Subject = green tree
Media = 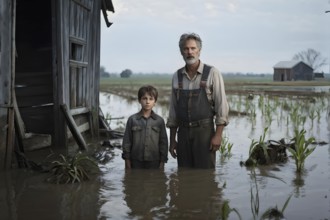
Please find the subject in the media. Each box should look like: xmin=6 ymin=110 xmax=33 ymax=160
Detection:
xmin=100 ymin=66 xmax=110 ymax=78
xmin=120 ymin=69 xmax=133 ymax=78
xmin=292 ymin=48 xmax=327 ymax=72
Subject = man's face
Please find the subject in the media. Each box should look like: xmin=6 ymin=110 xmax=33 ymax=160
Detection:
xmin=181 ymin=39 xmax=200 ymax=65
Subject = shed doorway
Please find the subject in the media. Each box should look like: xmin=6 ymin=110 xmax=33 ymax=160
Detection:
xmin=15 ymin=0 xmax=54 ymax=150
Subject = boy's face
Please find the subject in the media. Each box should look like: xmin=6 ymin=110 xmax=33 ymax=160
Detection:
xmin=139 ymin=93 xmax=156 ymax=111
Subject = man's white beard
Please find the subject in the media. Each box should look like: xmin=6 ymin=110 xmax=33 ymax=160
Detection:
xmin=184 ymin=57 xmax=198 ymax=65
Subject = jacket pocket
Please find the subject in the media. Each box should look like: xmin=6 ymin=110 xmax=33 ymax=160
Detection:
xmin=150 ymin=126 xmax=161 ymax=148
xmin=132 ymin=126 xmax=142 ymax=132
xmin=151 ymin=126 xmax=160 ymax=133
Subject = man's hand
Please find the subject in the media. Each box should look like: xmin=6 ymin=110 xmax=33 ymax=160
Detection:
xmin=169 ymin=141 xmax=178 ymax=159
xmin=169 ymin=127 xmax=178 ymax=159
xmin=210 ymin=125 xmax=224 ymax=152
xmin=210 ymin=134 xmax=222 ymax=152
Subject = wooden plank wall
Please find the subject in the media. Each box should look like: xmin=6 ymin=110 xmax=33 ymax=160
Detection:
xmin=89 ymin=0 xmax=101 ymax=136
xmin=54 ymin=0 xmax=101 ymax=147
xmin=0 ymin=0 xmax=15 ymax=169
xmin=53 ymin=0 xmax=70 ymax=148
xmin=67 ymin=0 xmax=100 ymax=136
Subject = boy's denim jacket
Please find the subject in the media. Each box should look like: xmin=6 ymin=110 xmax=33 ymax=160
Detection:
xmin=122 ymin=111 xmax=168 ymax=163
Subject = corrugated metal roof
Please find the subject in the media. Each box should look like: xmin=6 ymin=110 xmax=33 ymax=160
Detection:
xmin=273 ymin=61 xmax=300 ymax=69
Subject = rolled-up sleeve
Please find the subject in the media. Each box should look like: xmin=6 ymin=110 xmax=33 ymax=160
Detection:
xmin=211 ymin=68 xmax=229 ymax=126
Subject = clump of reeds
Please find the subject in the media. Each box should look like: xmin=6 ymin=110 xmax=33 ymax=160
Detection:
xmin=219 ymin=136 xmax=233 ymax=157
xmin=46 ymin=152 xmax=99 ymax=184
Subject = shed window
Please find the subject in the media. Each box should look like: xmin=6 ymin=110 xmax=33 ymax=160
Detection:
xmin=69 ymin=37 xmax=86 ymax=62
xmin=69 ymin=37 xmax=87 ymax=109
xmin=70 ymin=43 xmax=83 ymax=61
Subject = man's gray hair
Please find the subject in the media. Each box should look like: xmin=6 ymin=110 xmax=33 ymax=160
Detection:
xmin=179 ymin=33 xmax=202 ymax=52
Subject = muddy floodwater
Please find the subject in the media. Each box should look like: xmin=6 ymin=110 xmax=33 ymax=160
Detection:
xmin=1 ymin=91 xmax=330 ymax=220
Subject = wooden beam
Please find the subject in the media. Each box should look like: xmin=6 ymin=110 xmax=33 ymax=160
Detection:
xmin=70 ymin=107 xmax=89 ymax=116
xmin=61 ymin=104 xmax=86 ymax=150
xmin=5 ymin=0 xmax=17 ymax=169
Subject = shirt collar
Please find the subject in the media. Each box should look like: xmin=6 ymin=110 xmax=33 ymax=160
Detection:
xmin=180 ymin=60 xmax=204 ymax=76
xmin=137 ymin=110 xmax=157 ymax=120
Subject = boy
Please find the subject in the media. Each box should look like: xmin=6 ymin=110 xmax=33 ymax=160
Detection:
xmin=122 ymin=85 xmax=168 ymax=169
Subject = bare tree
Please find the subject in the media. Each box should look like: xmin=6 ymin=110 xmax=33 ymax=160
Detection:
xmin=292 ymin=48 xmax=327 ymax=72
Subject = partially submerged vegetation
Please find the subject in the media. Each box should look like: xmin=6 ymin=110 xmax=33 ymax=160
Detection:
xmin=219 ymin=135 xmax=233 ymax=157
xmin=241 ymin=127 xmax=317 ymax=174
xmin=221 ymin=169 xmax=293 ymax=220
xmin=46 ymin=152 xmax=99 ymax=184
xmin=288 ymin=129 xmax=316 ymax=173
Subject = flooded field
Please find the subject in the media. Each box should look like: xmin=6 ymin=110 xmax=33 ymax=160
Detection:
xmin=1 ymin=90 xmax=330 ymax=220
xmin=98 ymin=91 xmax=330 ymax=219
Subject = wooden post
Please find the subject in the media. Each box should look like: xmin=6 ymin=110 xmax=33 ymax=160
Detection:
xmin=0 ymin=0 xmax=16 ymax=170
xmin=61 ymin=104 xmax=87 ymax=150
xmin=5 ymin=0 xmax=17 ymax=168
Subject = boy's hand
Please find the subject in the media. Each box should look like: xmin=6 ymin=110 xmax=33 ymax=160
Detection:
xmin=159 ymin=161 xmax=165 ymax=169
xmin=125 ymin=159 xmax=131 ymax=169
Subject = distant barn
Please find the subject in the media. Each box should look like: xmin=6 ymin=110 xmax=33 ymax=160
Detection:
xmin=0 ymin=0 xmax=114 ymax=169
xmin=273 ymin=61 xmax=314 ymax=81
xmin=314 ymin=72 xmax=325 ymax=79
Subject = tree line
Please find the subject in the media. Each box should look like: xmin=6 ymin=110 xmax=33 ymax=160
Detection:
xmin=100 ymin=48 xmax=328 ymax=78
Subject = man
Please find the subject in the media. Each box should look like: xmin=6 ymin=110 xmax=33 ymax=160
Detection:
xmin=166 ymin=33 xmax=229 ymax=169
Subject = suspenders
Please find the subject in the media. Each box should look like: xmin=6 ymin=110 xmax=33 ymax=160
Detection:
xmin=177 ymin=64 xmax=211 ymax=89
xmin=176 ymin=64 xmax=212 ymax=100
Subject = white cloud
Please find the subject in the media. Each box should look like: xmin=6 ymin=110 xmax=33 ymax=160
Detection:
xmin=101 ymin=0 xmax=330 ymax=74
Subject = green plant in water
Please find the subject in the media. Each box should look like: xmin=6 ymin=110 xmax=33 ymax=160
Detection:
xmin=308 ymin=108 xmax=316 ymax=126
xmin=245 ymin=127 xmax=269 ymax=166
xmin=264 ymin=103 xmax=274 ymax=126
xmin=258 ymin=95 xmax=264 ymax=112
xmin=219 ymin=136 xmax=233 ymax=157
xmin=287 ymin=129 xmax=316 ymax=173
xmin=249 ymin=169 xmax=260 ymax=220
xmin=249 ymin=169 xmax=290 ymax=220
xmin=290 ymin=105 xmax=308 ymax=130
xmin=316 ymin=107 xmax=322 ymax=123
xmin=260 ymin=194 xmax=292 ymax=220
xmin=221 ymin=200 xmax=242 ymax=220
xmin=46 ymin=152 xmax=99 ymax=184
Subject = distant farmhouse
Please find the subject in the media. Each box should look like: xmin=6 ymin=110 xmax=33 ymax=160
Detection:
xmin=273 ymin=61 xmax=314 ymax=81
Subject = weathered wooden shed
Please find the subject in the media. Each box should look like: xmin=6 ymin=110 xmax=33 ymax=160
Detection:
xmin=273 ymin=61 xmax=314 ymax=81
xmin=0 ymin=0 xmax=114 ymax=169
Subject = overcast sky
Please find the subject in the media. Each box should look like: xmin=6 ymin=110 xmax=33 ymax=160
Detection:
xmin=100 ymin=0 xmax=330 ymax=74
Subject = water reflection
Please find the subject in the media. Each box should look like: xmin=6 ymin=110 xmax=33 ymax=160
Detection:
xmin=0 ymin=170 xmax=101 ymax=220
xmin=123 ymin=170 xmax=168 ymax=219
xmin=167 ymin=169 xmax=223 ymax=219
xmin=100 ymin=164 xmax=224 ymax=220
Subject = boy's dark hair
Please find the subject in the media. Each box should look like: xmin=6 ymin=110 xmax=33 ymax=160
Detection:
xmin=138 ymin=85 xmax=158 ymax=102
